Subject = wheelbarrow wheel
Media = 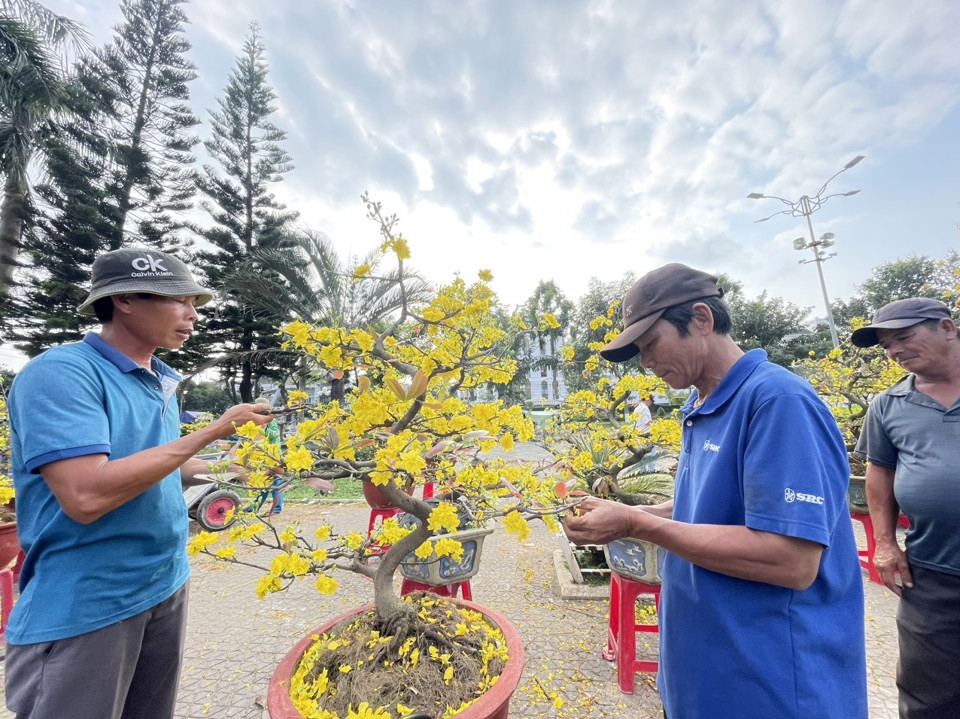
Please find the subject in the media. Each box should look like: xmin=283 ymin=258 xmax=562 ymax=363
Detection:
xmin=196 ymin=489 xmax=241 ymax=531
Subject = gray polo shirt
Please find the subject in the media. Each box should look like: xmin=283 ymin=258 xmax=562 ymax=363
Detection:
xmin=856 ymin=375 xmax=960 ymax=575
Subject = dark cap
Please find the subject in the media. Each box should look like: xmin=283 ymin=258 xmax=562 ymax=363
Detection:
xmin=78 ymin=248 xmax=214 ymax=315
xmin=600 ymin=263 xmax=722 ymax=363
xmin=850 ymin=298 xmax=952 ymax=348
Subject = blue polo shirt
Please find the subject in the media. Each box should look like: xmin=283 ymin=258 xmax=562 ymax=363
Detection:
xmin=7 ymin=334 xmax=190 ymax=644
xmin=658 ymin=350 xmax=866 ymax=719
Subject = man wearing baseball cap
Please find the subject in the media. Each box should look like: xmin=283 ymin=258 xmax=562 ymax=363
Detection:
xmin=852 ymin=297 xmax=960 ymax=718
xmin=5 ymin=248 xmax=272 ymax=719
xmin=565 ymin=263 xmax=866 ymax=719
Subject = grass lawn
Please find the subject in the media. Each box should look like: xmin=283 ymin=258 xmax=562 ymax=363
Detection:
xmin=284 ymin=476 xmax=365 ymax=502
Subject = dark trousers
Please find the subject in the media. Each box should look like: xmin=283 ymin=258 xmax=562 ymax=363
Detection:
xmin=5 ymin=582 xmax=189 ymax=719
xmin=897 ymin=565 xmax=960 ymax=719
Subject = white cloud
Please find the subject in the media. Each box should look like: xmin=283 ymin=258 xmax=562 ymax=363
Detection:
xmin=36 ymin=0 xmax=960 ymax=315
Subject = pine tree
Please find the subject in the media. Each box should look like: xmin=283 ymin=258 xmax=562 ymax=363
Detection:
xmin=91 ymin=0 xmax=199 ymax=250
xmin=8 ymin=128 xmax=109 ymax=356
xmin=193 ymin=22 xmax=297 ymax=402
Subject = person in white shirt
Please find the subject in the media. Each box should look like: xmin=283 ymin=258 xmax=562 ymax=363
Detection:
xmin=630 ymin=395 xmax=653 ymax=433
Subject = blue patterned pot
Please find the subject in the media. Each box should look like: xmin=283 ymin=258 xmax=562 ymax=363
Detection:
xmin=603 ymin=538 xmax=662 ymax=584
xmin=847 ymin=476 xmax=868 ymax=514
xmin=399 ymin=526 xmax=494 ymax=585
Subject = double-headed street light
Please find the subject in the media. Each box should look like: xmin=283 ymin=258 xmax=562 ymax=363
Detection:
xmin=747 ymin=155 xmax=865 ymax=348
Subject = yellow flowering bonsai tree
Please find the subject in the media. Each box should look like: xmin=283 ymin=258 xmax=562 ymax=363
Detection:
xmin=794 ymin=335 xmax=905 ymax=474
xmin=188 ymin=199 xmax=566 ymax=719
xmin=544 ymin=300 xmax=682 ymax=505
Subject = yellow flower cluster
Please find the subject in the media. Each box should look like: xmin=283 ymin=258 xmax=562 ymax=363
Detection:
xmin=426 ymin=502 xmax=460 ymax=534
xmin=796 ymin=342 xmax=904 ymax=447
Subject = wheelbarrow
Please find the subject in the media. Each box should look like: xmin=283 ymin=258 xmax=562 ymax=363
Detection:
xmin=183 ymin=478 xmax=242 ymax=531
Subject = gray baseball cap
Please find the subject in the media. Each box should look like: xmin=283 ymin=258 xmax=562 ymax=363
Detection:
xmin=78 ymin=248 xmax=214 ymax=315
xmin=849 ymin=297 xmax=952 ymax=348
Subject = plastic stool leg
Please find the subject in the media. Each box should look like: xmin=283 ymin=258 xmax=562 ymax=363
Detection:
xmin=603 ymin=572 xmax=622 ymax=661
xmin=851 ymin=513 xmax=883 ymax=585
xmin=0 ymin=568 xmax=14 ymax=642
xmin=615 ymin=576 xmax=641 ymax=694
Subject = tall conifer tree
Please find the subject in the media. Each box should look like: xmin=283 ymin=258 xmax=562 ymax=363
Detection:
xmin=193 ymin=22 xmax=296 ymax=401
xmin=92 ymin=0 xmax=199 ymax=249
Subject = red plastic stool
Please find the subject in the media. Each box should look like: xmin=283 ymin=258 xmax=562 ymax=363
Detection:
xmin=400 ymin=578 xmax=472 ymax=600
xmin=0 ymin=567 xmax=14 ymax=643
xmin=367 ymin=507 xmax=402 ymax=536
xmin=850 ymin=512 xmax=911 ymax=585
xmin=11 ymin=550 xmax=24 ymax=584
xmin=602 ymin=571 xmax=660 ymax=694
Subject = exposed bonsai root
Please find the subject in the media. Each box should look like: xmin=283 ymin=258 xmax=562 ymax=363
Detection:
xmin=295 ymin=594 xmax=508 ymax=719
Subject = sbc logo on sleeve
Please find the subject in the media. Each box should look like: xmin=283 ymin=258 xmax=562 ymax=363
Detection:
xmin=784 ymin=488 xmax=824 ymax=505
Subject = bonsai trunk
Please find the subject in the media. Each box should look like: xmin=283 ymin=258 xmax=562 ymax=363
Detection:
xmin=366 ymin=479 xmax=435 ymax=625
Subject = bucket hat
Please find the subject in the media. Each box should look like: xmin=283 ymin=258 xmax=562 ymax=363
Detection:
xmin=78 ymin=248 xmax=214 ymax=315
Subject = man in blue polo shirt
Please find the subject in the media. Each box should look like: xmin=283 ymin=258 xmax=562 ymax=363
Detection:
xmin=5 ymin=248 xmax=272 ymax=719
xmin=564 ymin=263 xmax=866 ymax=719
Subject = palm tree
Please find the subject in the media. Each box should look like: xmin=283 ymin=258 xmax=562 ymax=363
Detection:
xmin=0 ymin=1 xmax=87 ymax=300
xmin=217 ymin=227 xmax=433 ymax=401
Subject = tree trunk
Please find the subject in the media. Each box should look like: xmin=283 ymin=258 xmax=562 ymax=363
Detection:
xmin=371 ymin=491 xmax=432 ymax=624
xmin=111 ymin=28 xmax=158 ymax=248
xmin=330 ymin=376 xmax=345 ymax=403
xmin=239 ymin=358 xmax=253 ymax=403
xmin=0 ymin=178 xmax=27 ymax=301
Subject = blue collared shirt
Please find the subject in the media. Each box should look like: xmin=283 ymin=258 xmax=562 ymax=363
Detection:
xmin=7 ymin=333 xmax=190 ymax=644
xmin=658 ymin=349 xmax=866 ymax=719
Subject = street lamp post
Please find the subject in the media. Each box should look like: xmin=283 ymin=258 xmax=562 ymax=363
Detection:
xmin=747 ymin=155 xmax=865 ymax=348
xmin=793 ymin=232 xmax=839 ymax=347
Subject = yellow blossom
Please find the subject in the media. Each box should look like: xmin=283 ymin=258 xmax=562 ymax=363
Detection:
xmin=342 ymin=531 xmax=365 ymax=551
xmin=414 ymin=542 xmax=433 ymax=559
xmin=433 ymin=537 xmax=464 ymax=562
xmin=288 ymin=389 xmax=310 ymax=403
xmin=234 ymin=421 xmax=262 ymax=439
xmin=187 ymin=531 xmax=219 ymax=556
xmin=346 ymin=702 xmax=391 ymax=719
xmin=502 ymin=510 xmax=530 ymax=541
xmin=255 ymin=575 xmax=282 ymax=599
xmin=478 ymin=269 xmax=493 ymax=282
xmin=427 ymin=503 xmax=460 ymax=533
xmin=422 ymin=306 xmax=445 ymax=323
xmin=285 ymin=446 xmax=314 ymax=473
xmin=315 ymin=574 xmax=338 ymax=595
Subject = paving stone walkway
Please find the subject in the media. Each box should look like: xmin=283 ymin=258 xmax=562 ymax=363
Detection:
xmin=0 ymin=443 xmax=902 ymax=718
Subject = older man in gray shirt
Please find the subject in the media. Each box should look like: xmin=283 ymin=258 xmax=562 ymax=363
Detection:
xmin=852 ymin=297 xmax=960 ymax=719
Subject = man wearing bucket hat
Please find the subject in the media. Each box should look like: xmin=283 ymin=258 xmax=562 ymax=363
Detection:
xmin=5 ymin=248 xmax=273 ymax=719
xmin=852 ymin=297 xmax=960 ymax=718
xmin=564 ymin=263 xmax=866 ymax=719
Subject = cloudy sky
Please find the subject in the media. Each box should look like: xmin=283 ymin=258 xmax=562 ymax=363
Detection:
xmin=35 ymin=0 xmax=960 ymax=315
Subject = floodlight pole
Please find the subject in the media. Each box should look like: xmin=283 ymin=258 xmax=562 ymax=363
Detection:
xmin=747 ymin=155 xmax=865 ymax=348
